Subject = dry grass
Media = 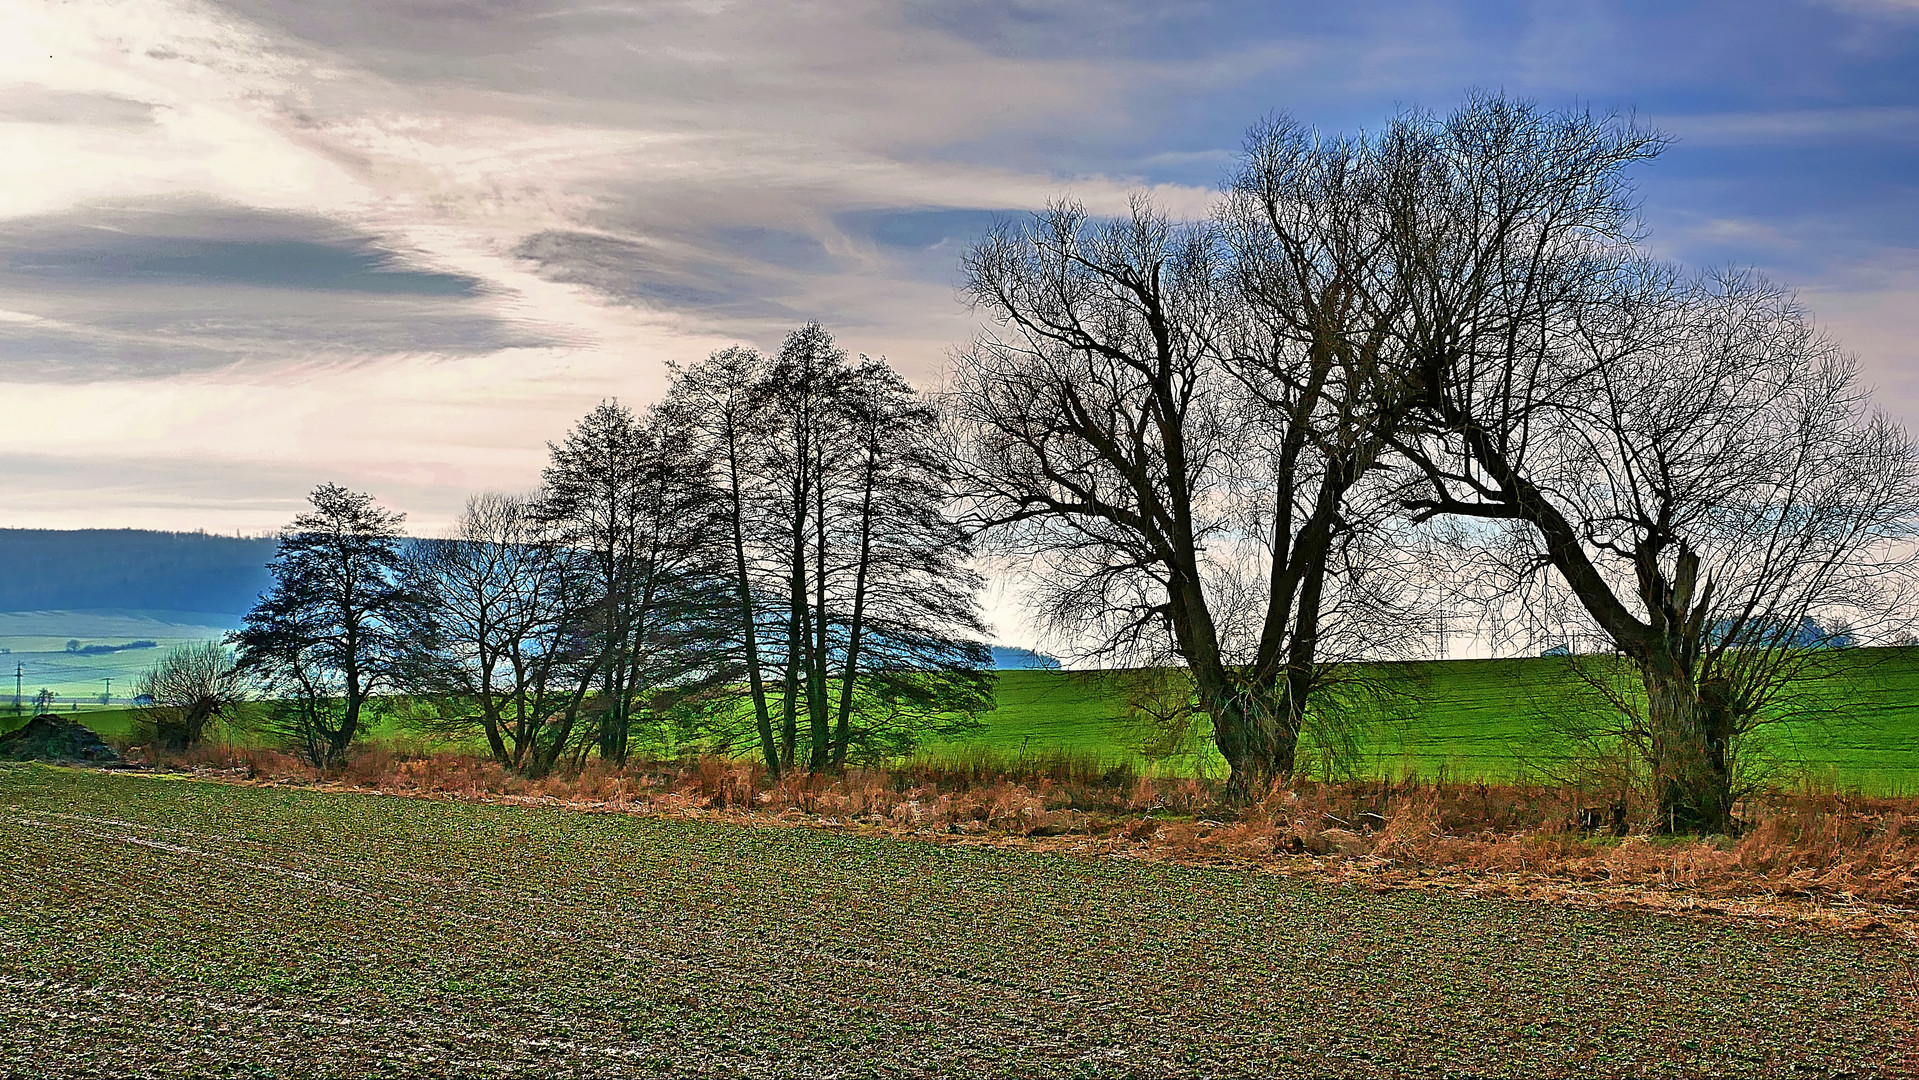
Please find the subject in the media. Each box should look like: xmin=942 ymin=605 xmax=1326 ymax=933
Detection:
xmin=125 ymin=741 xmax=1919 ymax=926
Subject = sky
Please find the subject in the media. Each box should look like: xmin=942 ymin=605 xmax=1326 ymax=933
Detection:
xmin=2 ymin=0 xmax=1917 ymax=553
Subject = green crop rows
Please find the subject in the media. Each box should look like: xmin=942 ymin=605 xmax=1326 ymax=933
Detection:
xmin=0 ymin=764 xmax=1906 ymax=1077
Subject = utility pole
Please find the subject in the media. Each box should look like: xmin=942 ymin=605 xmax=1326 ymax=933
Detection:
xmin=103 ymin=677 xmax=111 ymax=707
xmin=13 ymin=663 xmax=20 ymax=716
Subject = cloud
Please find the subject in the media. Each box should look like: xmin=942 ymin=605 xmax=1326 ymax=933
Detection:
xmin=1661 ymin=106 xmax=1919 ymax=145
xmin=0 ymin=85 xmax=159 ymax=127
xmin=0 ymin=0 xmax=1912 ymax=540
xmin=0 ymin=199 xmax=559 ymax=381
xmin=513 ymin=229 xmax=813 ymax=322
xmin=0 ymin=201 xmax=485 ymax=294
xmin=1820 ymin=0 xmax=1919 ymax=16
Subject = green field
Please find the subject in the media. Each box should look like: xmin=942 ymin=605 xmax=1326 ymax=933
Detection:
xmin=0 ymin=763 xmax=1905 ymax=1077
xmin=0 ymin=609 xmax=235 ymax=705
xmin=951 ymin=651 xmax=1919 ymax=792
xmin=13 ymin=646 xmax=1919 ymax=793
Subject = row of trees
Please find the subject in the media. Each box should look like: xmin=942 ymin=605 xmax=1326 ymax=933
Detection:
xmin=183 ymin=93 xmax=1914 ymax=833
xmin=950 ymin=93 xmax=1919 ymax=830
xmin=230 ymin=326 xmax=990 ymax=777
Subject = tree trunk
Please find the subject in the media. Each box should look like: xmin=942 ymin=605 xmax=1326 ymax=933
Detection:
xmin=830 ymin=469 xmax=878 ymax=770
xmin=1641 ymin=660 xmax=1736 ymax=833
xmin=726 ymin=455 xmax=780 ymax=779
xmin=331 ymin=687 xmax=362 ymax=768
xmin=781 ymin=512 xmax=806 ymax=770
xmin=1196 ymin=677 xmax=1293 ymax=802
xmin=806 ymin=473 xmax=835 ymax=773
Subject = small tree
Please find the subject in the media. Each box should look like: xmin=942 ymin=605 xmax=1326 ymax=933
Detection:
xmin=133 ymin=641 xmax=244 ymax=749
xmin=405 ymin=492 xmax=599 ymax=775
xmin=33 ymin=688 xmax=53 ymax=713
xmin=231 ymin=484 xmax=418 ymax=767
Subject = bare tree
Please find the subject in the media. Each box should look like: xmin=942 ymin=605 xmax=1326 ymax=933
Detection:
xmin=1409 ymin=267 xmax=1919 ymax=830
xmin=952 ymin=196 xmax=1424 ymax=799
xmin=406 ymin=492 xmax=595 ymax=774
xmin=1382 ymin=94 xmax=1919 ymax=830
xmin=133 ymin=641 xmax=245 ymax=749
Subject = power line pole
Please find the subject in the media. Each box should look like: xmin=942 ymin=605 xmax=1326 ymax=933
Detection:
xmin=13 ymin=663 xmax=20 ymax=716
xmin=103 ymin=677 xmax=111 ymax=708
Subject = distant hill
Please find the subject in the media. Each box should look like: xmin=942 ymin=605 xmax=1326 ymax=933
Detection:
xmin=0 ymin=529 xmax=276 ymax=616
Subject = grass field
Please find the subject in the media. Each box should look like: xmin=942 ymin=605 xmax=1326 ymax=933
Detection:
xmin=0 ymin=763 xmax=1907 ymax=1077
xmin=12 ymin=646 xmax=1919 ymax=793
xmin=949 ymin=650 xmax=1919 ymax=792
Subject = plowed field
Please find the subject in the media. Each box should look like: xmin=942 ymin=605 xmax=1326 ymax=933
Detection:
xmin=0 ymin=764 xmax=1907 ymax=1077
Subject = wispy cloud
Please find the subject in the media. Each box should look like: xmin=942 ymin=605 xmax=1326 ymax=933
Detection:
xmin=1661 ymin=105 xmax=1919 ymax=145
xmin=0 ymin=0 xmax=1914 ymax=536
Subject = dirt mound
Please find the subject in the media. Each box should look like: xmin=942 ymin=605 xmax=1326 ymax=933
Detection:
xmin=0 ymin=715 xmax=121 ymax=764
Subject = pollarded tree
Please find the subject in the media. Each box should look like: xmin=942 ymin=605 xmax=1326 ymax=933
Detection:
xmin=133 ymin=641 xmax=245 ymax=749
xmin=231 ymin=484 xmax=418 ymax=766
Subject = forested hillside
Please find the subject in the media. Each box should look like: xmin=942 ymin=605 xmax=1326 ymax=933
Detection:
xmin=0 ymin=530 xmax=276 ymax=615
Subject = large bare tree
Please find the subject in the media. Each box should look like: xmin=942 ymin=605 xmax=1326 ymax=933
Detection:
xmin=1387 ymin=94 xmax=1919 ymax=830
xmin=952 ymin=196 xmax=1426 ymax=798
xmin=1408 ymin=267 xmax=1919 ymax=829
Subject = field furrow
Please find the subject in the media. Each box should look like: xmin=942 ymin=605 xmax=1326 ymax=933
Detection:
xmin=0 ymin=764 xmax=1908 ymax=1078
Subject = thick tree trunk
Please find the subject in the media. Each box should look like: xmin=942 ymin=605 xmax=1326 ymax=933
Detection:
xmin=1640 ymin=661 xmax=1736 ymax=833
xmin=1197 ymin=678 xmax=1296 ymax=802
xmin=330 ymin=691 xmax=361 ymax=768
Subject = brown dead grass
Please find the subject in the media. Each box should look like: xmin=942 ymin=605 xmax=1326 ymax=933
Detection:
xmin=122 ymin=742 xmax=1919 ymax=934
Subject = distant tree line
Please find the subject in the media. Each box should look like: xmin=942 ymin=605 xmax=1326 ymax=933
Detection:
xmin=229 ymin=326 xmax=990 ymax=777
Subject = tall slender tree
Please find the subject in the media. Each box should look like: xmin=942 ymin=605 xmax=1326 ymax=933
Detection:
xmin=823 ymin=359 xmax=993 ymax=766
xmin=539 ymin=401 xmax=728 ymax=765
xmin=664 ymin=327 xmax=992 ymax=772
xmin=661 ymin=346 xmax=786 ymax=776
